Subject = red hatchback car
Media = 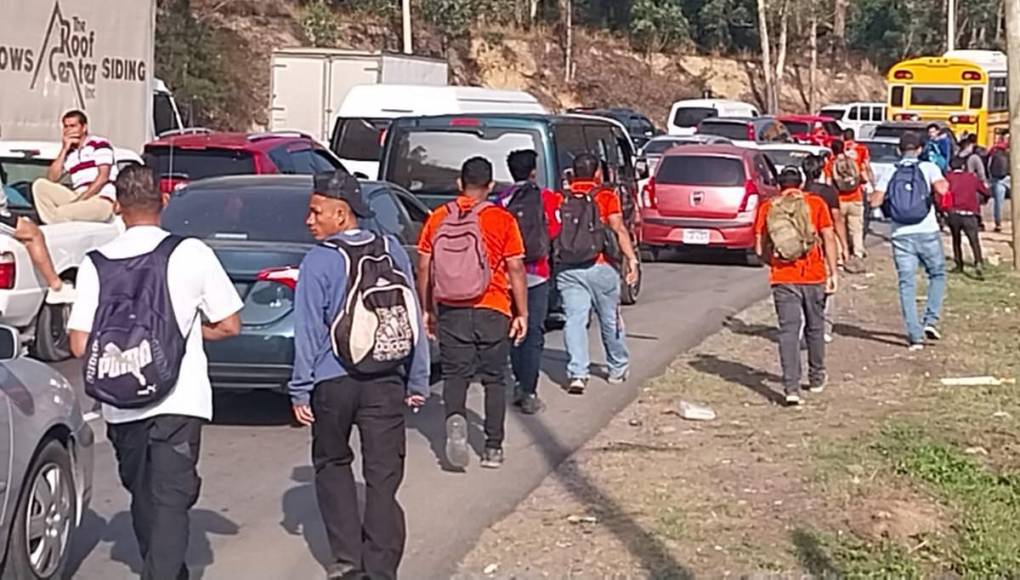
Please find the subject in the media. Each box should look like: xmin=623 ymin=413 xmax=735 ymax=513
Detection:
xmin=144 ymin=130 xmax=347 ymax=194
xmin=639 ymin=144 xmax=780 ymax=263
xmin=778 ymin=114 xmax=842 ymax=147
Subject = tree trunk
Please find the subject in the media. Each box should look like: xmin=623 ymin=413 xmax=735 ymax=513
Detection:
xmin=757 ymin=0 xmax=776 ymax=113
xmin=833 ymin=0 xmax=848 ymax=62
xmin=809 ymin=14 xmax=818 ymax=114
xmin=773 ymin=0 xmax=789 ymax=112
xmin=563 ymin=0 xmax=573 ymax=82
xmin=530 ymin=0 xmax=540 ymax=24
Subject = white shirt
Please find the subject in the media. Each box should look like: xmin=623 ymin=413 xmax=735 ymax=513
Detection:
xmin=876 ymin=158 xmax=946 ymax=237
xmin=64 ymin=135 xmax=118 ymax=201
xmin=68 ymin=226 xmax=242 ymax=424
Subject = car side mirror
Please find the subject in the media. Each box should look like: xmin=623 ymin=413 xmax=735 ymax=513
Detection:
xmin=0 ymin=325 xmax=19 ymax=361
xmin=635 ymin=159 xmax=650 ymax=180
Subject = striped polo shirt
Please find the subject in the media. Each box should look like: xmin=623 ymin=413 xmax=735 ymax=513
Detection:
xmin=64 ymin=135 xmax=118 ymax=201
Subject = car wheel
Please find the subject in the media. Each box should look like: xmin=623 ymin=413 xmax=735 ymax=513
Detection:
xmin=745 ymin=250 xmax=764 ymax=268
xmin=8 ymin=439 xmax=77 ymax=580
xmin=620 ymin=257 xmax=641 ymax=306
xmin=30 ymin=300 xmax=72 ymax=363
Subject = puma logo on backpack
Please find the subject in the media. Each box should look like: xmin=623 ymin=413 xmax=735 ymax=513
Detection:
xmin=832 ymin=154 xmax=861 ymax=193
xmin=766 ymin=191 xmax=817 ymax=261
xmin=431 ymin=201 xmax=493 ymax=302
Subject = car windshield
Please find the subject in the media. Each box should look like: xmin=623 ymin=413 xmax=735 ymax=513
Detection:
xmin=335 ymin=117 xmax=390 ymax=162
xmin=641 ymin=139 xmax=694 ymax=156
xmin=386 ymin=127 xmax=545 ymax=194
xmin=0 ymin=158 xmax=49 ymax=209
xmin=862 ymin=141 xmax=901 ymax=163
xmin=673 ymin=107 xmax=718 ymax=128
xmin=656 ymin=156 xmax=745 ymax=186
xmin=698 ymin=121 xmax=749 ymax=141
xmin=819 ymin=109 xmax=844 ymax=120
xmin=762 ymin=148 xmax=817 ymax=168
xmin=146 ymin=148 xmax=256 ymax=180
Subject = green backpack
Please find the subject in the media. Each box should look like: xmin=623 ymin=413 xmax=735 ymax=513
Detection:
xmin=766 ymin=191 xmax=816 ymax=261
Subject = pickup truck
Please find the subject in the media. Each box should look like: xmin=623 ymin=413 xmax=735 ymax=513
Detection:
xmin=1 ymin=141 xmax=139 ymax=361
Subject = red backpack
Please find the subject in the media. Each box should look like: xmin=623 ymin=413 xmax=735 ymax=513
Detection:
xmin=431 ymin=201 xmax=493 ymax=302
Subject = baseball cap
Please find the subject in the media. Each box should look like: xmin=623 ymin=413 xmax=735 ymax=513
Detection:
xmin=899 ymin=131 xmax=922 ymax=152
xmin=312 ymin=170 xmax=374 ymax=218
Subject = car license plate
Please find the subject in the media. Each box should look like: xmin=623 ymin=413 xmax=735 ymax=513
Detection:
xmin=682 ymin=229 xmax=710 ymax=245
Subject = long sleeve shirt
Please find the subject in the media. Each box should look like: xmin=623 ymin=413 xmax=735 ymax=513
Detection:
xmin=288 ymin=230 xmax=430 ymax=405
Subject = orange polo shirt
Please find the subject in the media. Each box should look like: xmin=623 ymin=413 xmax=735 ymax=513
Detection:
xmin=561 ymin=179 xmax=623 ymax=265
xmin=754 ymin=192 xmax=833 ymax=285
xmin=824 ymin=142 xmax=870 ymax=203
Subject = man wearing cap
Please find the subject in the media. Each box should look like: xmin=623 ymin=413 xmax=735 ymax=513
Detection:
xmin=290 ymin=171 xmax=430 ymax=580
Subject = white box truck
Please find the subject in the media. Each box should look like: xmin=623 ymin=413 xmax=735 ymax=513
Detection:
xmin=0 ymin=0 xmax=183 ymax=150
xmin=269 ymin=48 xmax=450 ymax=142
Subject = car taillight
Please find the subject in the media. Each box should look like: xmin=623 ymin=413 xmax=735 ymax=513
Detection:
xmin=641 ymin=177 xmax=657 ymax=209
xmin=256 ymin=266 xmax=299 ymax=290
xmin=739 ymin=180 xmax=760 ymax=213
xmin=0 ymin=252 xmax=15 ymax=290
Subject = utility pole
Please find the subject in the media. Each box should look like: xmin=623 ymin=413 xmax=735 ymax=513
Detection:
xmin=1007 ymin=0 xmax=1020 ymax=269
xmin=402 ymin=0 xmax=412 ymax=54
xmin=947 ymin=0 xmax=956 ymax=51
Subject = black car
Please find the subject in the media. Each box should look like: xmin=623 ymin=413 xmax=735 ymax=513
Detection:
xmin=568 ymin=107 xmax=663 ymax=149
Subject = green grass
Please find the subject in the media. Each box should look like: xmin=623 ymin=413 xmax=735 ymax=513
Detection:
xmin=791 ymin=528 xmax=922 ymax=578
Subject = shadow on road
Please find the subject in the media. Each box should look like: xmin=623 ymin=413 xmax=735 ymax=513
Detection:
xmin=832 ymin=322 xmax=907 ymax=348
xmin=722 ymin=316 xmax=777 ymax=343
xmin=280 ymin=465 xmax=364 ymax=570
xmin=407 ymin=394 xmax=488 ymax=472
xmin=688 ymin=353 xmax=785 ymax=404
xmin=650 ymin=247 xmax=760 ymax=268
xmin=212 ymin=390 xmax=295 ymax=426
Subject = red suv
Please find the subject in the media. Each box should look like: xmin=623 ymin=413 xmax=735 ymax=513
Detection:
xmin=777 ymin=114 xmax=842 ymax=147
xmin=639 ymin=144 xmax=780 ymax=264
xmin=144 ymin=130 xmax=347 ymax=193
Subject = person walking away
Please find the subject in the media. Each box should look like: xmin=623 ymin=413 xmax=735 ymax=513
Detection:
xmin=987 ymin=132 xmax=1010 ymax=232
xmin=826 ymin=139 xmax=866 ymax=269
xmin=802 ymin=154 xmax=843 ymax=343
xmin=33 ymin=110 xmax=119 ymax=225
xmin=417 ymin=157 xmax=528 ymax=470
xmin=942 ymin=156 xmax=989 ymax=279
xmin=555 ymin=153 xmax=640 ymax=395
xmin=956 ymin=134 xmax=988 ymax=183
xmin=67 ymin=165 xmax=242 ymax=580
xmin=870 ymin=132 xmax=950 ymax=351
xmin=290 ymin=171 xmax=430 ymax=580
xmin=494 ymin=150 xmax=562 ymax=414
xmin=755 ymin=168 xmax=838 ymax=406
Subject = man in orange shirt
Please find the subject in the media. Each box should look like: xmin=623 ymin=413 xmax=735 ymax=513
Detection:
xmin=755 ymin=167 xmax=839 ymax=406
xmin=417 ymin=157 xmax=528 ymax=470
xmin=827 ymin=130 xmax=876 ymax=263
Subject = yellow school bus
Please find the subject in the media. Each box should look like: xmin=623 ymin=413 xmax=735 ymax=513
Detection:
xmin=886 ymin=50 xmax=1008 ymax=147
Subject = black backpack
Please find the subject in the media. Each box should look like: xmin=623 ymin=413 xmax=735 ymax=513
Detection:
xmin=326 ymin=234 xmax=419 ymax=376
xmin=555 ymin=193 xmax=606 ymax=267
xmin=504 ymin=182 xmax=550 ymax=263
xmin=83 ymin=236 xmax=189 ymax=409
xmin=989 ymin=148 xmax=1009 ymax=180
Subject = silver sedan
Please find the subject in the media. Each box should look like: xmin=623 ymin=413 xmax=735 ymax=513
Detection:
xmin=0 ymin=325 xmax=94 ymax=579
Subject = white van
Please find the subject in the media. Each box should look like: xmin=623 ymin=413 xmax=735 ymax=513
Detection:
xmin=818 ymin=102 xmax=886 ymax=138
xmin=667 ymin=99 xmax=760 ymax=136
xmin=329 ymin=84 xmax=548 ymax=178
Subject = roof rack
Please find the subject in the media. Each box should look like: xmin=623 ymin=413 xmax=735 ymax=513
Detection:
xmin=157 ymin=127 xmax=213 ymax=138
xmin=247 ymin=131 xmax=314 ymax=142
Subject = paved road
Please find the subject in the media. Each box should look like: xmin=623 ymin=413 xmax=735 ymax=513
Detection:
xmin=62 ymin=254 xmax=769 ymax=579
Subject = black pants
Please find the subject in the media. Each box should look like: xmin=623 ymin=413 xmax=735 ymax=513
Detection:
xmin=510 ymin=282 xmax=549 ymax=396
xmin=773 ymin=284 xmax=826 ymax=395
xmin=947 ymin=212 xmax=983 ymax=267
xmin=438 ymin=306 xmax=510 ymax=449
xmin=107 ymin=415 xmax=204 ymax=580
xmin=311 ymin=374 xmax=407 ymax=579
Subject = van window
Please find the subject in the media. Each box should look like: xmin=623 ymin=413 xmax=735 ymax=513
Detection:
xmin=554 ymin=124 xmax=589 ymax=172
xmin=386 ymin=127 xmax=545 ymax=195
xmin=656 ymin=156 xmax=745 ymax=187
xmin=673 ymin=107 xmax=718 ymax=129
xmin=333 ymin=118 xmax=390 ymax=162
xmin=698 ymin=121 xmax=750 ymax=141
xmin=872 ymin=106 xmax=884 ymax=121
xmin=848 ymin=107 xmax=859 ymax=121
xmin=584 ymin=125 xmax=618 ymax=166
xmin=819 ymin=108 xmax=845 ymax=121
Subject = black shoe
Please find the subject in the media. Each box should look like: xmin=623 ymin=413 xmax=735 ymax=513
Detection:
xmin=975 ymin=267 xmax=986 ymax=281
xmin=480 ymin=447 xmax=504 ymax=469
xmin=924 ymin=325 xmax=942 ymax=341
xmin=512 ymin=387 xmax=524 ymax=407
xmin=520 ymin=394 xmax=542 ymax=414
xmin=952 ymin=265 xmax=965 ymax=274
xmin=994 ymin=225 xmax=1003 ymax=233
xmin=326 ymin=564 xmax=367 ymax=580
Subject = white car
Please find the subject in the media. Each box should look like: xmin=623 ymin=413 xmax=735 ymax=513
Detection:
xmin=0 ymin=141 xmax=141 ymax=361
xmin=753 ymin=143 xmax=831 ymax=173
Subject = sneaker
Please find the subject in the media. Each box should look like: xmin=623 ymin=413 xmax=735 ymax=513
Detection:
xmin=923 ymin=326 xmax=942 ymax=341
xmin=844 ymin=257 xmax=867 ymax=274
xmin=994 ymin=225 xmax=1003 ymax=233
xmin=520 ymin=394 xmax=542 ymax=415
xmin=824 ymin=333 xmax=834 ymax=344
xmin=607 ymin=368 xmax=629 ymax=385
xmin=45 ymin=283 xmax=76 ymax=305
xmin=512 ymin=387 xmax=524 ymax=407
xmin=480 ymin=447 xmax=504 ymax=469
xmin=567 ymin=377 xmax=588 ymax=395
xmin=808 ymin=373 xmax=827 ymax=394
xmin=444 ymin=414 xmax=470 ymax=469
xmin=908 ymin=343 xmax=925 ymax=352
xmin=784 ymin=393 xmax=802 ymax=406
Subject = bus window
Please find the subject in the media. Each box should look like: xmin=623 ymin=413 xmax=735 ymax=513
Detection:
xmin=891 ymin=86 xmax=904 ymax=107
xmin=910 ymin=87 xmax=963 ymax=107
xmin=991 ymin=78 xmax=1009 ymax=111
xmin=969 ymin=87 xmax=985 ymax=110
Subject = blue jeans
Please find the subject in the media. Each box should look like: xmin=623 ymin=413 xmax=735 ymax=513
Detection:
xmin=891 ymin=232 xmax=947 ymax=344
xmin=510 ymin=281 xmax=550 ymax=395
xmin=557 ymin=263 xmax=629 ymax=379
xmin=991 ymin=177 xmax=1010 ymax=226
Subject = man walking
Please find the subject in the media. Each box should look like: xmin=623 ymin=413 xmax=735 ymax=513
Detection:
xmin=494 ymin=150 xmax=561 ymax=414
xmin=870 ymin=132 xmax=950 ymax=350
xmin=418 ymin=157 xmax=528 ymax=470
xmin=556 ymin=153 xmax=639 ymax=395
xmin=755 ymin=167 xmax=839 ymax=406
xmin=943 ymin=156 xmax=989 ymax=278
xmin=987 ymin=132 xmax=1010 ymax=232
xmin=68 ymin=165 xmax=242 ymax=580
xmin=290 ymin=171 xmax=430 ymax=580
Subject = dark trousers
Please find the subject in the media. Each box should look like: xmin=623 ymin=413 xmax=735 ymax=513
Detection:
xmin=438 ymin=306 xmax=510 ymax=449
xmin=947 ymin=212 xmax=983 ymax=267
xmin=773 ymin=284 xmax=826 ymax=395
xmin=107 ymin=415 xmax=204 ymax=580
xmin=311 ymin=374 xmax=407 ymax=579
xmin=510 ymin=282 xmax=549 ymax=396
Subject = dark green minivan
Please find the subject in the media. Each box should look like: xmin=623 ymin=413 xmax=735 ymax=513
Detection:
xmin=378 ymin=113 xmax=643 ymax=305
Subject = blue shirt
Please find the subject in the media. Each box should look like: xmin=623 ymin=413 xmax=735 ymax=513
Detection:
xmin=288 ymin=230 xmax=430 ymax=405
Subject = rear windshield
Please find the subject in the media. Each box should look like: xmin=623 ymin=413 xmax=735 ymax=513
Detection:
xmin=385 ymin=127 xmax=545 ymax=194
xmin=762 ymin=148 xmax=818 ymax=168
xmin=0 ymin=158 xmax=48 ymax=209
xmin=334 ymin=118 xmax=390 ymax=162
xmin=697 ymin=121 xmax=749 ymax=141
xmin=862 ymin=141 xmax=901 ymax=163
xmin=146 ymin=148 xmax=256 ymax=180
xmin=673 ymin=107 xmax=718 ymax=128
xmin=656 ymin=156 xmax=746 ymax=186
xmin=910 ymin=87 xmax=964 ymax=107
xmin=819 ymin=109 xmax=844 ymax=120
xmin=873 ymin=126 xmax=927 ymax=143
xmin=782 ymin=121 xmax=811 ymax=134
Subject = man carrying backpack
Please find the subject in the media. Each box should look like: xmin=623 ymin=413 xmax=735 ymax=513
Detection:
xmin=754 ymin=167 xmax=839 ymax=406
xmin=68 ymin=165 xmax=243 ymax=580
xmin=418 ymin=157 xmax=528 ymax=470
xmin=987 ymin=131 xmax=1010 ymax=233
xmin=290 ymin=171 xmax=430 ymax=580
xmin=826 ymin=137 xmax=870 ymax=268
xmin=494 ymin=150 xmax=562 ymax=414
xmin=555 ymin=153 xmax=639 ymax=395
xmin=870 ymin=132 xmax=950 ymax=351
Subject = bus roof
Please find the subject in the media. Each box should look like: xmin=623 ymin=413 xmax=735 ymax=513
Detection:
xmin=889 ymin=51 xmax=1006 ymax=82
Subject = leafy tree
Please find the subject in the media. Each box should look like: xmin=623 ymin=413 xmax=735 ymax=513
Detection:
xmin=629 ymin=0 xmax=691 ymax=53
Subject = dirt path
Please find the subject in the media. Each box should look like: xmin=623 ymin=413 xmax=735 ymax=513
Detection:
xmin=457 ymin=228 xmax=1020 ymax=578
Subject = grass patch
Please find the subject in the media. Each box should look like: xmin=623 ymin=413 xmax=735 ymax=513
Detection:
xmin=791 ymin=528 xmax=922 ymax=578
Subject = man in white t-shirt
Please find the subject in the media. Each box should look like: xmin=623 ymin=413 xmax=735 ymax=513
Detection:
xmin=68 ymin=165 xmax=242 ymax=580
xmin=33 ymin=110 xmax=119 ymax=224
xmin=870 ymin=132 xmax=950 ymax=351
